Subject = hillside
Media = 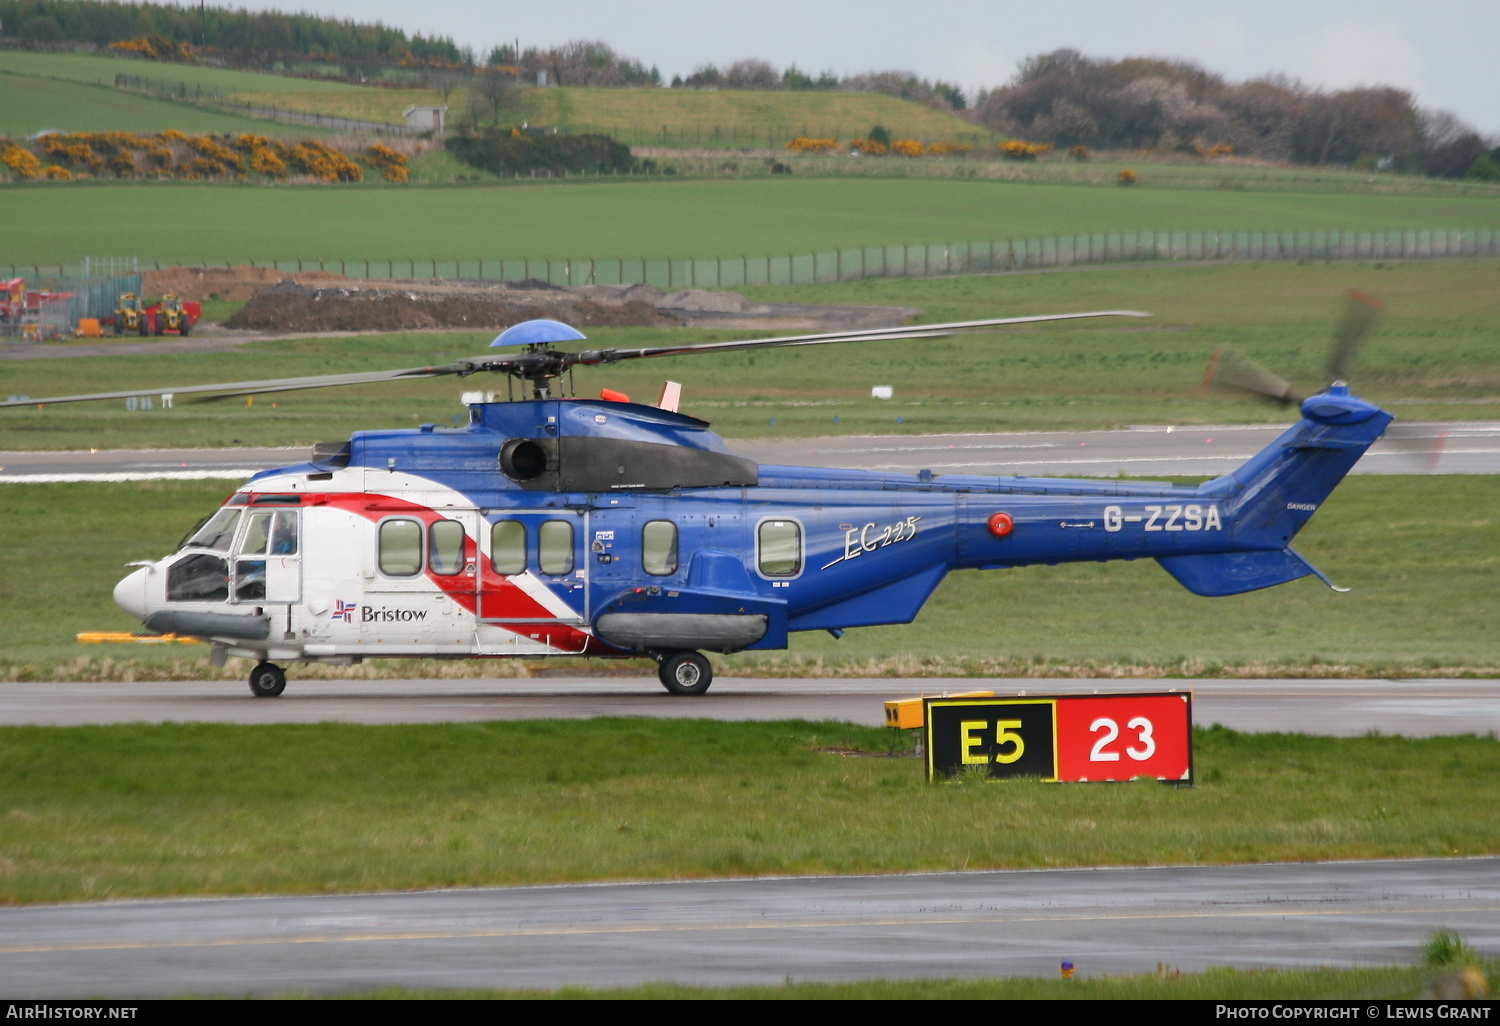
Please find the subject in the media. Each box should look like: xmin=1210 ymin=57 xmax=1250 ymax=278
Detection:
xmin=521 ymin=87 xmax=985 ymax=148
xmin=0 ymin=51 xmax=982 ymax=145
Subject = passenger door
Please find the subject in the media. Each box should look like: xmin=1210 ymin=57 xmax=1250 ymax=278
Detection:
xmin=478 ymin=509 xmax=589 ymax=628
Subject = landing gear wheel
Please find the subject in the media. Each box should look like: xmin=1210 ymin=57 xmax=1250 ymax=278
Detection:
xmin=248 ymin=662 xmax=286 ymax=698
xmin=657 ymin=650 xmax=712 ymax=696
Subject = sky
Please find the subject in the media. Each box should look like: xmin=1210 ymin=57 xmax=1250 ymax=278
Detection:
xmin=204 ymin=0 xmax=1498 ymax=135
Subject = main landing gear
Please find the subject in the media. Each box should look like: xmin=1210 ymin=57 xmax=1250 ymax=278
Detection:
xmin=249 ymin=661 xmax=287 ymax=698
xmin=656 ymin=650 xmax=713 ymax=696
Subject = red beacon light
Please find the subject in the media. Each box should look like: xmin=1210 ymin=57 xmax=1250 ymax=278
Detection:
xmin=987 ymin=512 xmax=1014 ymax=537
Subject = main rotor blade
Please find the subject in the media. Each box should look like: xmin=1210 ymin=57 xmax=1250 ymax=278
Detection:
xmin=0 ymin=311 xmax=1150 ymax=408
xmin=577 ymin=310 xmax=1152 ymax=363
xmin=1328 ymin=289 xmax=1384 ymax=383
xmin=0 ymin=359 xmax=515 ymax=409
xmin=1203 ymin=347 xmax=1301 ymax=405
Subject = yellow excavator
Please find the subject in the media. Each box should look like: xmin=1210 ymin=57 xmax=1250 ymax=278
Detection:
xmin=113 ymin=293 xmax=148 ymax=336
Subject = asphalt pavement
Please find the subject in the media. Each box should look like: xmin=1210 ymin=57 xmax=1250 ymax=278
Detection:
xmin=3 ymin=858 xmax=1496 ymax=996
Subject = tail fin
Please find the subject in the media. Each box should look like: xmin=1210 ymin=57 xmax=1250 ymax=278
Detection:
xmin=1157 ymin=385 xmax=1391 ymax=596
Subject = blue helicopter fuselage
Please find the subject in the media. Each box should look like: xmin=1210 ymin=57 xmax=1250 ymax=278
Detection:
xmin=115 ymin=389 xmax=1391 ymax=671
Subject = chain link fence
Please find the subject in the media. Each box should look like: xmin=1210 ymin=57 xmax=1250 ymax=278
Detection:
xmin=1 ymin=266 xmax=143 ymax=341
xmin=8 ymin=230 xmax=1497 ymax=316
xmin=122 ymin=227 xmax=1498 ymax=290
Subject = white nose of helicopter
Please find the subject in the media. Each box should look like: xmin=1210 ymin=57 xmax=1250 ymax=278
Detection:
xmin=113 ymin=566 xmax=150 ymax=621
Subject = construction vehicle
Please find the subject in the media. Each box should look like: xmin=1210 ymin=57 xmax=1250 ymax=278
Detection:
xmin=113 ymin=293 xmax=148 ymax=336
xmin=144 ymin=294 xmax=201 ymax=336
xmin=152 ymin=293 xmax=189 ymax=336
xmin=0 ymin=278 xmax=23 ymax=328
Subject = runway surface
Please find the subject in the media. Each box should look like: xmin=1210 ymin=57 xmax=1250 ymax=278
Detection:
xmin=3 ymin=678 xmax=1496 ymax=996
xmin=5 ymin=677 xmax=1499 ymax=736
xmin=3 ymin=858 xmax=1496 ymax=997
xmin=3 ymin=421 xmax=1498 ymax=481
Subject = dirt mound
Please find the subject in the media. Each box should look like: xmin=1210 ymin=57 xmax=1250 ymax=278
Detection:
xmin=224 ymin=284 xmax=676 ymax=333
xmin=141 ymin=266 xmax=349 ymax=303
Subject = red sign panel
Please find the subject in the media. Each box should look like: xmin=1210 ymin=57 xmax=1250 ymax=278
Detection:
xmin=1054 ymin=693 xmax=1191 ymax=782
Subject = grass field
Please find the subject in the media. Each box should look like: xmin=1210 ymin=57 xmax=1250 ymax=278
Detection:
xmin=3 ymin=261 xmax=1497 ymax=451
xmin=3 ymin=176 xmax=1500 ymax=269
xmin=0 ymin=720 xmax=1496 ymax=903
xmin=522 ymin=86 xmax=983 ymax=145
xmin=0 ymin=68 xmax=297 ymax=137
xmin=2 ymin=472 xmax=1496 ymax=682
xmin=335 ymin=962 xmax=1496 ymax=999
xmin=0 ymin=51 xmax=986 ymax=143
xmin=0 ymin=50 xmax=364 ymax=96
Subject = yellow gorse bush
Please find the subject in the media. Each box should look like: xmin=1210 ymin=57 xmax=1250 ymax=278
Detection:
xmin=785 ymin=136 xmax=839 ymax=154
xmin=1 ymin=142 xmax=41 ymax=179
xmin=998 ymin=139 xmax=1053 ymax=161
xmin=0 ymin=132 xmax=377 ymax=184
xmin=366 ymin=143 xmax=409 ymax=183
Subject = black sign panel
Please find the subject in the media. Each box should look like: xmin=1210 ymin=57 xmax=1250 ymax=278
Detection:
xmin=926 ymin=699 xmax=1057 ymax=780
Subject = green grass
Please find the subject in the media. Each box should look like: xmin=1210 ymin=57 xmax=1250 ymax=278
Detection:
xmin=1 ymin=474 xmax=1496 ymax=681
xmin=522 ymin=85 xmax=984 ymax=147
xmin=0 ymin=68 xmax=296 ymax=137
xmin=3 ymin=261 xmax=1498 ymax=451
xmin=329 ymin=962 xmax=1497 ymax=999
xmin=0 ymin=720 xmax=1495 ymax=903
xmin=0 ymin=50 xmax=364 ymax=96
xmin=3 ymin=176 xmax=1499 ymax=268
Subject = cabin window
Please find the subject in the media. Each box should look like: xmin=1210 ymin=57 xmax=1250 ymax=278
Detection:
xmin=181 ymin=508 xmax=240 ymax=552
xmin=490 ymin=520 xmax=526 ymax=576
xmin=429 ymin=520 xmax=466 ymax=575
xmin=167 ymin=553 xmax=229 ymax=602
xmin=378 ymin=519 xmax=423 ymax=577
xmin=538 ymin=520 xmax=574 ymax=576
xmin=641 ymin=520 xmax=678 ymax=575
xmin=757 ymin=519 xmax=802 ymax=577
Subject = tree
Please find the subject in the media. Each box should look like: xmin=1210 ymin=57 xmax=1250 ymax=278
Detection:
xmin=466 ymin=70 xmax=521 ymax=130
xmin=724 ymin=59 xmax=778 ymax=90
xmin=1425 ymin=132 xmax=1486 ymax=178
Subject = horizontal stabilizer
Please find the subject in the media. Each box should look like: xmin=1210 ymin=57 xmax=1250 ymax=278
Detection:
xmin=1156 ymin=549 xmax=1320 ymax=597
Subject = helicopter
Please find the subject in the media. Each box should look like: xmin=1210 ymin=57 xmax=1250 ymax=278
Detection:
xmin=4 ymin=303 xmax=1392 ymax=698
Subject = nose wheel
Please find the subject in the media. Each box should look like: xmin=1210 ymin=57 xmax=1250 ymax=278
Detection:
xmin=248 ymin=662 xmax=287 ymax=698
xmin=656 ymin=650 xmax=713 ymax=696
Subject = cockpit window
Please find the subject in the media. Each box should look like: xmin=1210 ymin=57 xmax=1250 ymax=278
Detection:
xmin=181 ymin=508 xmax=240 ymax=551
xmin=168 ymin=553 xmax=229 ymax=602
xmin=271 ymin=510 xmax=299 ymax=555
xmin=240 ymin=512 xmax=272 ymax=555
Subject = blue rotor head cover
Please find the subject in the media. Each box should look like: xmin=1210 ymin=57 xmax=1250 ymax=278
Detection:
xmin=490 ymin=319 xmax=588 ymax=348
